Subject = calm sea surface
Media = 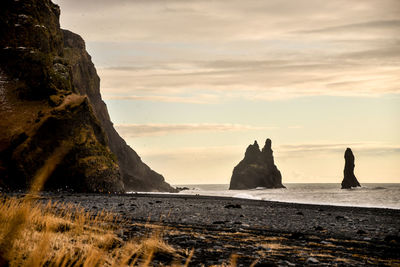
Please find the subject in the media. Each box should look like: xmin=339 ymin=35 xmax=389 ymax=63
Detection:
xmin=172 ymin=183 xmax=400 ymax=209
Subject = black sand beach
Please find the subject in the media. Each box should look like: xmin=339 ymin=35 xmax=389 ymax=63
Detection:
xmin=22 ymin=193 xmax=400 ymax=266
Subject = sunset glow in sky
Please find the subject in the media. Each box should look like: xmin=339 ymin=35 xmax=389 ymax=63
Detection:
xmin=54 ymin=0 xmax=400 ymax=184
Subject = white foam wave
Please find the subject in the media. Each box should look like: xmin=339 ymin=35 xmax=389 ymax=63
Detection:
xmin=232 ymin=193 xmax=261 ymax=200
xmin=173 ymin=183 xmax=400 ymax=209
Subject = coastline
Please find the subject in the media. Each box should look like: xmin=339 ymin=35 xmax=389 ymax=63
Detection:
xmin=13 ymin=192 xmax=400 ymax=266
xmin=131 ymin=192 xmax=400 ymax=211
xmin=170 ymin=183 xmax=400 ymax=210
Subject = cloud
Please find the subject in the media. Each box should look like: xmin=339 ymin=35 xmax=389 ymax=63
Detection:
xmin=103 ymin=94 xmax=219 ymax=104
xmin=115 ymin=123 xmax=275 ymax=137
xmin=276 ymin=142 xmax=400 ymax=156
xmin=55 ymin=0 xmax=400 ymax=42
xmin=54 ymin=0 xmax=400 ymax=102
xmin=341 ymin=44 xmax=400 ymax=61
xmin=98 ymin=56 xmax=400 ymax=102
xmin=299 ymin=20 xmax=400 ymax=34
xmin=137 ymin=142 xmax=400 ymax=165
xmin=140 ymin=145 xmax=242 ymax=159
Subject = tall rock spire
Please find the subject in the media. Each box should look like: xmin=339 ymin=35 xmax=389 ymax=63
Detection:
xmin=341 ymin=148 xmax=361 ymax=189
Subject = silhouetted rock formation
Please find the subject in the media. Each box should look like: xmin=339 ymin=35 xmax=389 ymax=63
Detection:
xmin=0 ymin=0 xmax=175 ymax=192
xmin=341 ymin=148 xmax=361 ymax=189
xmin=229 ymin=139 xmax=285 ymax=190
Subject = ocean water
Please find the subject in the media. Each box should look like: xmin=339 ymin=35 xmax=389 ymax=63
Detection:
xmin=173 ymin=183 xmax=400 ymax=210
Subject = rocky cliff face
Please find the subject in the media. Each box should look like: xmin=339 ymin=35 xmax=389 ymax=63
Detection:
xmin=0 ymin=0 xmax=175 ymax=192
xmin=62 ymin=30 xmax=175 ymax=192
xmin=341 ymin=148 xmax=361 ymax=189
xmin=229 ymin=139 xmax=285 ymax=190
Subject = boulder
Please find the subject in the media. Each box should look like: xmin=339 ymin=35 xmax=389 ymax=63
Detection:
xmin=229 ymin=139 xmax=285 ymax=190
xmin=341 ymin=148 xmax=361 ymax=189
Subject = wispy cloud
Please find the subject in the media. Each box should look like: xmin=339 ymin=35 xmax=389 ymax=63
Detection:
xmin=277 ymin=142 xmax=400 ymax=156
xmin=115 ymin=123 xmax=275 ymax=137
xmin=103 ymin=94 xmax=219 ymax=104
xmin=136 ymin=142 xmax=400 ymax=165
xmin=298 ymin=20 xmax=400 ymax=34
xmin=56 ymin=0 xmax=400 ymax=42
xmin=133 ymin=141 xmax=400 ymax=158
xmin=55 ymin=0 xmax=400 ymax=103
xmin=140 ymin=145 xmax=242 ymax=159
xmin=98 ymin=59 xmax=400 ymax=102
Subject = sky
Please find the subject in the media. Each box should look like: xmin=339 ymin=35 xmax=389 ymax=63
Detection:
xmin=54 ymin=0 xmax=400 ymax=184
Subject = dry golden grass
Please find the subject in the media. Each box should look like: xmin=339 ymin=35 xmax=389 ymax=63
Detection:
xmin=0 ymin=195 xmax=191 ymax=266
xmin=0 ymin=142 xmax=188 ymax=267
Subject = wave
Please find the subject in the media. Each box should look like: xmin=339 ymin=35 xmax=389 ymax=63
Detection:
xmin=173 ymin=183 xmax=400 ymax=209
xmin=370 ymin=187 xmax=386 ymax=190
xmin=232 ymin=193 xmax=261 ymax=200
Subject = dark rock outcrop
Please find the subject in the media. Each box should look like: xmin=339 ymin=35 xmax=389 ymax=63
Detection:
xmin=229 ymin=139 xmax=285 ymax=189
xmin=341 ymin=148 xmax=361 ymax=189
xmin=0 ymin=0 xmax=175 ymax=192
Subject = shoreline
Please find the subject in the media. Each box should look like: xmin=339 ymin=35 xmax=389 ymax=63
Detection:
xmin=129 ymin=192 xmax=400 ymax=211
xmin=6 ymin=190 xmax=400 ymax=211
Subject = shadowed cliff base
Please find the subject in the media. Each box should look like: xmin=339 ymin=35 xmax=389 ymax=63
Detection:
xmin=0 ymin=0 xmax=175 ymax=192
xmin=229 ymin=139 xmax=285 ymax=190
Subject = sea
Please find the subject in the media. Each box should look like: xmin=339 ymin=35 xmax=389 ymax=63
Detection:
xmin=171 ymin=183 xmax=400 ymax=210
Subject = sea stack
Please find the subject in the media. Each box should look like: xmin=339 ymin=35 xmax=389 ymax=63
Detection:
xmin=341 ymin=148 xmax=361 ymax=189
xmin=229 ymin=139 xmax=285 ymax=190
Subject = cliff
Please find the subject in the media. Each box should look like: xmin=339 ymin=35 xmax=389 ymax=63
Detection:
xmin=341 ymin=148 xmax=361 ymax=189
xmin=229 ymin=139 xmax=285 ymax=190
xmin=0 ymin=0 xmax=175 ymax=192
